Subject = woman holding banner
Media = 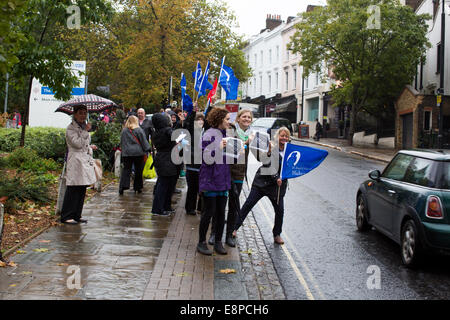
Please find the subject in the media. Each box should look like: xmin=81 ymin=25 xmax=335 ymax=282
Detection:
xmin=233 ymin=127 xmax=290 ymax=245
xmin=197 ymin=107 xmax=232 ymax=256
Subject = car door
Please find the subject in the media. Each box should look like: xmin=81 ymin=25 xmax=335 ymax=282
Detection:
xmin=367 ymin=154 xmax=413 ymax=235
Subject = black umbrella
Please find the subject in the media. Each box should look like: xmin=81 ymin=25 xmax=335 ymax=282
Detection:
xmin=56 ymin=94 xmax=118 ymax=115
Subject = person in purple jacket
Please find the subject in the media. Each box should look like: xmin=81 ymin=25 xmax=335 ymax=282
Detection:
xmin=197 ymin=107 xmax=231 ymax=256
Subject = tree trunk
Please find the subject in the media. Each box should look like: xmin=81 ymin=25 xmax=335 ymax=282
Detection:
xmin=20 ymin=76 xmax=34 ymax=147
xmin=348 ymin=105 xmax=358 ymax=146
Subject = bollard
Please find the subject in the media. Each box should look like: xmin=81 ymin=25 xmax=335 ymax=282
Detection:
xmin=0 ymin=203 xmax=4 ymax=261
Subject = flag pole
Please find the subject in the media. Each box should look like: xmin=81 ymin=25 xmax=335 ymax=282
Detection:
xmin=196 ymin=60 xmax=210 ymax=103
xmin=181 ymin=72 xmax=184 ymax=113
xmin=193 ymin=61 xmax=200 ymax=101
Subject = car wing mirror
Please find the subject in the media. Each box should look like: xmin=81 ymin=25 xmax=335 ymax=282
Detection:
xmin=368 ymin=170 xmax=381 ymax=181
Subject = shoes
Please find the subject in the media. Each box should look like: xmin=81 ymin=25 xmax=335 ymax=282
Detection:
xmin=197 ymin=242 xmax=212 ymax=255
xmin=274 ymin=235 xmax=285 ymax=245
xmin=77 ymin=218 xmax=88 ymax=224
xmin=134 ymin=189 xmax=143 ymax=194
xmin=226 ymin=236 xmax=236 ymax=247
xmin=214 ymin=242 xmax=227 ymax=255
xmin=62 ymin=219 xmax=78 ymax=225
xmin=152 ymin=211 xmax=171 ymax=216
xmin=186 ymin=210 xmax=196 ymax=216
xmin=208 ymin=234 xmax=215 ymax=246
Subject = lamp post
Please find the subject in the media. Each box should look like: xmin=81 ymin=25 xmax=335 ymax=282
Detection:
xmin=438 ymin=0 xmax=445 ymax=148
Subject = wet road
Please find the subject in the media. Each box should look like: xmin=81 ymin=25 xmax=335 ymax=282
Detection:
xmin=244 ymin=141 xmax=450 ymax=300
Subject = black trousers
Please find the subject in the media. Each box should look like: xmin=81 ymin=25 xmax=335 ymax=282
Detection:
xmin=211 ymin=181 xmax=242 ymax=237
xmin=185 ymin=170 xmax=202 ymax=213
xmin=61 ymin=186 xmax=87 ymax=222
xmin=152 ymin=175 xmax=178 ymax=214
xmin=120 ymin=156 xmax=144 ymax=191
xmin=234 ymin=186 xmax=285 ymax=237
xmin=199 ymin=195 xmax=227 ymax=244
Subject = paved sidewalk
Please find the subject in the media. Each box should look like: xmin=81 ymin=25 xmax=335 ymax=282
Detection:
xmin=292 ymin=137 xmax=396 ymax=163
xmin=0 ymin=178 xmax=285 ymax=300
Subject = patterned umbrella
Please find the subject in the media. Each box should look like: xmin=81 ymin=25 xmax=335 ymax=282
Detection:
xmin=56 ymin=94 xmax=118 ymax=115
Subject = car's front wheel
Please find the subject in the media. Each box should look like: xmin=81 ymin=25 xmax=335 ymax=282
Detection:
xmin=356 ymin=194 xmax=371 ymax=232
xmin=401 ymin=219 xmax=422 ymax=267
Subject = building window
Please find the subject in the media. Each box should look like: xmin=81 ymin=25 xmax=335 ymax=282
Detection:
xmin=315 ymin=72 xmax=319 ymax=86
xmin=269 ymin=49 xmax=272 ymax=64
xmin=268 ymin=75 xmax=272 ymax=93
xmin=261 ymin=50 xmax=263 ymax=66
xmin=260 ymin=75 xmax=263 ymax=94
xmin=424 ymin=110 xmax=432 ymax=131
xmin=285 ymin=71 xmax=289 ymax=91
xmin=276 ymin=46 xmax=279 ymax=61
xmin=293 ymin=68 xmax=297 ymax=89
xmin=275 ymin=72 xmax=279 ymax=89
xmin=286 ymin=47 xmax=289 ymax=61
xmin=255 ymin=54 xmax=257 ymax=67
xmin=305 ymin=75 xmax=309 ymax=89
xmin=308 ymin=98 xmax=319 ymax=122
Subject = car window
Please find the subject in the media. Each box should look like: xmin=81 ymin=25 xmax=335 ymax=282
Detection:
xmin=440 ymin=162 xmax=450 ymax=189
xmin=403 ymin=157 xmax=438 ymax=188
xmin=252 ymin=118 xmax=275 ymax=127
xmin=382 ymin=154 xmax=414 ymax=181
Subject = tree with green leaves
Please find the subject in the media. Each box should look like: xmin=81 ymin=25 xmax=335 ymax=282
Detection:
xmin=289 ymin=0 xmax=430 ymax=144
xmin=7 ymin=0 xmax=114 ymax=146
xmin=116 ymin=0 xmax=251 ymax=111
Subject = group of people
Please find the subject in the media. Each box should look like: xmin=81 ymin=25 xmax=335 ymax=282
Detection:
xmin=59 ymin=101 xmax=291 ymax=257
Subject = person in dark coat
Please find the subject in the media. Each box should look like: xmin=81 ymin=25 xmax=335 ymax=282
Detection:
xmin=233 ymin=127 xmax=290 ymax=245
xmin=151 ymin=113 xmax=179 ymax=216
xmin=119 ymin=116 xmax=151 ymax=195
xmin=197 ymin=107 xmax=231 ymax=256
xmin=314 ymin=118 xmax=323 ymax=141
xmin=183 ymin=103 xmax=204 ymax=216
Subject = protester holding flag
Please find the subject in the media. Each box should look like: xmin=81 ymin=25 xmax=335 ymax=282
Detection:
xmin=197 ymin=107 xmax=232 ymax=256
xmin=233 ymin=127 xmax=290 ymax=245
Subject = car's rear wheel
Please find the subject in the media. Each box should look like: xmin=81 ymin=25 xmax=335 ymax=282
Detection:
xmin=401 ymin=219 xmax=422 ymax=268
xmin=356 ymin=194 xmax=371 ymax=231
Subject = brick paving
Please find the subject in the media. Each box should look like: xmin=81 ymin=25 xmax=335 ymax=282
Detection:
xmin=1 ymin=177 xmax=286 ymax=300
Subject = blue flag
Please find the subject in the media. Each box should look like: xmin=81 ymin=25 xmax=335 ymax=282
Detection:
xmin=192 ymin=62 xmax=202 ymax=92
xmin=180 ymin=73 xmax=193 ymax=113
xmin=219 ymin=64 xmax=239 ymax=100
xmin=198 ymin=60 xmax=213 ymax=98
xmin=280 ymin=143 xmax=328 ymax=180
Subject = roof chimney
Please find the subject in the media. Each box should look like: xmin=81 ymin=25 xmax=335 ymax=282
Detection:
xmin=265 ymin=14 xmax=282 ymax=31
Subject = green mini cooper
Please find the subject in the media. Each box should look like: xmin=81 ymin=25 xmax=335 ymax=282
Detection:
xmin=356 ymin=149 xmax=450 ymax=267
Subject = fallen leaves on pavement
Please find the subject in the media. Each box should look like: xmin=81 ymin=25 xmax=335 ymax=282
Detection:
xmin=219 ymin=268 xmax=236 ymax=274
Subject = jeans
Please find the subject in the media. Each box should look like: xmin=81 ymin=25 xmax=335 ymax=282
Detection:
xmin=199 ymin=195 xmax=227 ymax=244
xmin=152 ymin=176 xmax=178 ymax=214
xmin=234 ymin=186 xmax=285 ymax=237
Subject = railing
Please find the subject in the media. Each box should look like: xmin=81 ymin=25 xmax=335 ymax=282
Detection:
xmin=419 ymin=132 xmax=450 ymax=149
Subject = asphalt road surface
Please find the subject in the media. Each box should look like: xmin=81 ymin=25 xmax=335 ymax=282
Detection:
xmin=243 ymin=141 xmax=450 ymax=300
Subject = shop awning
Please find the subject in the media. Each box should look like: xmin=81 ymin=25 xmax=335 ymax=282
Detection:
xmin=273 ymin=99 xmax=297 ymax=113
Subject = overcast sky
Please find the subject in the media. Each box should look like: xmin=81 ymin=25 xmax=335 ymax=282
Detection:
xmin=224 ymin=0 xmax=326 ymax=38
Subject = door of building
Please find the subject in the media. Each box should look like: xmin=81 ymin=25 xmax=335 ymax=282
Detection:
xmin=401 ymin=113 xmax=413 ymax=149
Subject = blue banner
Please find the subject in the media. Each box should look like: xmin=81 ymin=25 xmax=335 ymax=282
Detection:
xmin=280 ymin=143 xmax=328 ymax=180
xmin=42 ymin=87 xmax=84 ymax=96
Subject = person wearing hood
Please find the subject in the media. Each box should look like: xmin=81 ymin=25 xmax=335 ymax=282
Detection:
xmin=151 ymin=113 xmax=179 ymax=216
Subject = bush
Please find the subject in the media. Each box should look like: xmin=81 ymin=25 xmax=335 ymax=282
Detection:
xmin=0 ymin=173 xmax=51 ymax=205
xmin=5 ymin=147 xmax=60 ymax=173
xmin=91 ymin=120 xmax=122 ymax=171
xmin=0 ymin=127 xmax=67 ymax=162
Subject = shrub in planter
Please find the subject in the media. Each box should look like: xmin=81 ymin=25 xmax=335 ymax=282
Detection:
xmin=0 ymin=127 xmax=66 ymax=162
xmin=6 ymin=147 xmax=60 ymax=173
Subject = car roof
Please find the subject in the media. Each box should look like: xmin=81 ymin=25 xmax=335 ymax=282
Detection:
xmin=253 ymin=117 xmax=290 ymax=121
xmin=398 ymin=149 xmax=450 ymax=161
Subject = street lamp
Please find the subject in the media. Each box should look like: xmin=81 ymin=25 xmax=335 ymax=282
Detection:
xmin=438 ymin=0 xmax=445 ymax=149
